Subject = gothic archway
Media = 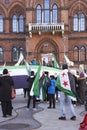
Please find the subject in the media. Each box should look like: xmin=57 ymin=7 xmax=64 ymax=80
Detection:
xmin=34 ymin=38 xmax=59 ymax=65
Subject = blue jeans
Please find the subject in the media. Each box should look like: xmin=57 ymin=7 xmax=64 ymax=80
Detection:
xmin=60 ymin=92 xmax=76 ymax=117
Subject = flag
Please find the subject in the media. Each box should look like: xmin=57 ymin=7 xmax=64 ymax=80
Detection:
xmin=53 ymin=55 xmax=59 ymax=68
xmin=30 ymin=65 xmax=41 ymax=96
xmin=56 ymin=69 xmax=76 ymax=100
xmin=24 ymin=60 xmax=31 ymax=76
xmin=64 ymin=54 xmax=74 ymax=66
xmin=15 ymin=52 xmax=24 ymax=66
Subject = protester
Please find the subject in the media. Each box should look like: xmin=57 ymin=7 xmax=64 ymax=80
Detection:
xmin=47 ymin=75 xmax=56 ymax=108
xmin=78 ymin=65 xmax=86 ymax=105
xmin=0 ymin=69 xmax=14 ymax=117
xmin=58 ymin=64 xmax=76 ymax=120
xmin=27 ymin=71 xmax=36 ymax=109
xmin=43 ymin=71 xmax=50 ymax=101
xmin=23 ymin=88 xmax=28 ymax=98
xmin=31 ymin=58 xmax=38 ymax=65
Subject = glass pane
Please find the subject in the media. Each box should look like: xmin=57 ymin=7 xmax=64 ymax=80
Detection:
xmin=80 ymin=47 xmax=86 ymax=61
xmin=12 ymin=15 xmax=18 ymax=32
xmin=80 ymin=14 xmax=85 ymax=31
xmin=74 ymin=47 xmax=79 ymax=61
xmin=0 ymin=15 xmax=3 ymax=32
xmin=36 ymin=5 xmax=42 ymax=23
xmin=0 ymin=48 xmax=3 ymax=62
xmin=44 ymin=0 xmax=50 ymax=23
xmin=44 ymin=0 xmax=50 ymax=9
xmin=73 ymin=14 xmax=78 ymax=31
xmin=52 ymin=5 xmax=58 ymax=23
xmin=44 ymin=10 xmax=50 ymax=23
xmin=12 ymin=47 xmax=18 ymax=61
xmin=19 ymin=15 xmax=24 ymax=32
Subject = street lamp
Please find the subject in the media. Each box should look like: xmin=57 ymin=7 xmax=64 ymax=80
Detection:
xmin=26 ymin=35 xmax=29 ymax=60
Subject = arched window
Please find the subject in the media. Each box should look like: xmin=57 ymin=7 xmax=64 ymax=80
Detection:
xmin=12 ymin=15 xmax=18 ymax=32
xmin=73 ymin=13 xmax=86 ymax=32
xmin=0 ymin=14 xmax=3 ymax=32
xmin=80 ymin=46 xmax=86 ymax=61
xmin=36 ymin=5 xmax=42 ymax=23
xmin=74 ymin=46 xmax=79 ymax=61
xmin=0 ymin=47 xmax=3 ymax=62
xmin=12 ymin=47 xmax=18 ymax=62
xmin=80 ymin=14 xmax=85 ymax=31
xmin=19 ymin=15 xmax=24 ymax=32
xmin=52 ymin=4 xmax=58 ymax=23
xmin=73 ymin=14 xmax=78 ymax=31
xmin=44 ymin=0 xmax=50 ymax=23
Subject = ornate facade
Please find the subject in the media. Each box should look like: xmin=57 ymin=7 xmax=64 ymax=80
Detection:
xmin=0 ymin=0 xmax=87 ymax=68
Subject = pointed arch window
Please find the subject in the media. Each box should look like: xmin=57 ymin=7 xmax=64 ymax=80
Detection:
xmin=0 ymin=14 xmax=4 ymax=32
xmin=12 ymin=15 xmax=18 ymax=32
xmin=19 ymin=15 xmax=24 ymax=32
xmin=52 ymin=4 xmax=58 ymax=23
xmin=12 ymin=47 xmax=18 ymax=62
xmin=73 ymin=14 xmax=78 ymax=31
xmin=36 ymin=0 xmax=59 ymax=24
xmin=36 ymin=5 xmax=42 ymax=23
xmin=12 ymin=15 xmax=24 ymax=33
xmin=73 ymin=13 xmax=85 ymax=32
xmin=0 ymin=47 xmax=3 ymax=62
xmin=80 ymin=14 xmax=85 ymax=31
xmin=80 ymin=46 xmax=86 ymax=61
xmin=74 ymin=46 xmax=79 ymax=61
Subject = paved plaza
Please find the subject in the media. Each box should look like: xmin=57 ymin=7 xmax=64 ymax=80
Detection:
xmin=0 ymin=94 xmax=86 ymax=130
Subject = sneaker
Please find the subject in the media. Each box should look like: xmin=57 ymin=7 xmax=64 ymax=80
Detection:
xmin=59 ymin=116 xmax=66 ymax=120
xmin=70 ymin=116 xmax=76 ymax=120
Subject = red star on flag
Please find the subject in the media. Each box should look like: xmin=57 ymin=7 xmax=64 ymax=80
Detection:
xmin=63 ymin=80 xmax=68 ymax=87
xmin=62 ymin=72 xmax=66 ymax=77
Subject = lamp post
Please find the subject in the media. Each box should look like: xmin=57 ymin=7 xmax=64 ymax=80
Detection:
xmin=62 ymin=35 xmax=66 ymax=63
xmin=26 ymin=35 xmax=29 ymax=61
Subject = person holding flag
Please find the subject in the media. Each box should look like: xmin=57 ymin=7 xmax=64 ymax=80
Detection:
xmin=26 ymin=71 xmax=36 ymax=109
xmin=56 ymin=64 xmax=76 ymax=120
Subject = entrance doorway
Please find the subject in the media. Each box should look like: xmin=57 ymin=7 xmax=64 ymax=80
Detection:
xmin=41 ymin=53 xmax=54 ymax=67
xmin=35 ymin=38 xmax=59 ymax=66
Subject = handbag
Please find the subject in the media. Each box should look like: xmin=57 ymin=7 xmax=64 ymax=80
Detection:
xmin=11 ymin=87 xmax=16 ymax=99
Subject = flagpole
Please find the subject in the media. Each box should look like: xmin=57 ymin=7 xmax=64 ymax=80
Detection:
xmin=62 ymin=35 xmax=66 ymax=63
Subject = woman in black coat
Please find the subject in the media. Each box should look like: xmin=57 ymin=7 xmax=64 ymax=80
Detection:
xmin=0 ymin=69 xmax=14 ymax=117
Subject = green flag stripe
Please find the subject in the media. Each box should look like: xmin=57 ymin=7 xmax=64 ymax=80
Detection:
xmin=33 ymin=65 xmax=41 ymax=96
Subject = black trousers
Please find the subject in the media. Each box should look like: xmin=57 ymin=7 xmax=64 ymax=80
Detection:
xmin=48 ymin=94 xmax=55 ymax=108
xmin=27 ymin=94 xmax=36 ymax=108
xmin=1 ymin=100 xmax=12 ymax=116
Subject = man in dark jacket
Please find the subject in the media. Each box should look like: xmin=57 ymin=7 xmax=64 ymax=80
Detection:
xmin=0 ymin=69 xmax=14 ymax=117
xmin=27 ymin=71 xmax=36 ymax=109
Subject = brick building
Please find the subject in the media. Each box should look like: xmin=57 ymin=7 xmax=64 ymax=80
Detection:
xmin=0 ymin=0 xmax=87 ymax=68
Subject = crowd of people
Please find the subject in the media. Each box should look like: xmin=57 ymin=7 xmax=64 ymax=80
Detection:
xmin=0 ymin=63 xmax=87 ymax=121
xmin=23 ymin=63 xmax=87 ymax=121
